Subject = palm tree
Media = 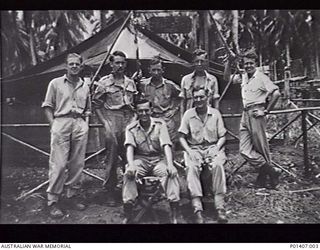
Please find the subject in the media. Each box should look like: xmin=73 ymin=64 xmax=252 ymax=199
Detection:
xmin=1 ymin=10 xmax=95 ymax=77
xmin=1 ymin=11 xmax=31 ymax=76
xmin=44 ymin=10 xmax=89 ymax=54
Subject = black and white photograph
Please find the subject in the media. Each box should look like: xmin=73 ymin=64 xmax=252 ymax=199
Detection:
xmin=1 ymin=10 xmax=320 ymax=227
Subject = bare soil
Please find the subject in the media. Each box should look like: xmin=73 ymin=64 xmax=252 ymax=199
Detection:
xmin=1 ymin=143 xmax=320 ymax=224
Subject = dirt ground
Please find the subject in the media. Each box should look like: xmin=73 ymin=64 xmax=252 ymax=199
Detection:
xmin=1 ymin=143 xmax=320 ymax=224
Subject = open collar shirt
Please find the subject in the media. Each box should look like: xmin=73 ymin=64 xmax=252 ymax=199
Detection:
xmin=92 ymin=74 xmax=137 ymax=110
xmin=241 ymin=70 xmax=279 ymax=108
xmin=140 ymin=77 xmax=181 ymax=115
xmin=125 ymin=117 xmax=172 ymax=156
xmin=179 ymin=70 xmax=220 ymax=110
xmin=178 ymin=106 xmax=226 ymax=146
xmin=41 ymin=74 xmax=91 ymax=118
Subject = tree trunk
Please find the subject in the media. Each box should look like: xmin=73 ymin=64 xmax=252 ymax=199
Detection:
xmin=285 ymin=42 xmax=291 ymax=67
xmin=231 ymin=10 xmax=240 ymax=54
xmin=190 ymin=12 xmax=198 ymax=50
xmin=29 ymin=19 xmax=37 ymax=66
xmin=273 ymin=60 xmax=277 ymax=81
xmin=198 ymin=11 xmax=209 ymax=53
xmin=314 ymin=26 xmax=320 ymax=78
xmin=203 ymin=11 xmax=210 ymax=57
xmin=259 ymin=53 xmax=263 ymax=67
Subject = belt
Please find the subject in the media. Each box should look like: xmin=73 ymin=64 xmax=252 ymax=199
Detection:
xmin=106 ymin=105 xmax=133 ymax=112
xmin=190 ymin=142 xmax=217 ymax=149
xmin=136 ymin=153 xmax=162 ymax=157
xmin=55 ymin=113 xmax=83 ymax=119
xmin=243 ymin=103 xmax=265 ymax=111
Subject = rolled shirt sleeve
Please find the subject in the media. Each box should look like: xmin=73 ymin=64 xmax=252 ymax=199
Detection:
xmin=178 ymin=77 xmax=186 ymax=99
xmin=262 ymin=74 xmax=279 ymax=94
xmin=170 ymin=81 xmax=181 ymax=98
xmin=216 ymin=110 xmax=227 ymax=138
xmin=211 ymin=76 xmax=220 ymax=99
xmin=41 ymin=80 xmax=56 ymax=109
xmin=159 ymin=122 xmax=172 ymax=147
xmin=84 ymin=94 xmax=92 ymax=116
xmin=178 ymin=112 xmax=189 ymax=135
xmin=124 ymin=127 xmax=137 ymax=148
xmin=91 ymin=82 xmax=105 ymax=109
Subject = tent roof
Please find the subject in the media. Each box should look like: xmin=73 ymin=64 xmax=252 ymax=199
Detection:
xmin=2 ymin=17 xmax=225 ymax=84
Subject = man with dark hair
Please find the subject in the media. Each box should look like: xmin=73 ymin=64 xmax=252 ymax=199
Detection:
xmin=122 ymin=99 xmax=180 ymax=224
xmin=179 ymin=88 xmax=228 ymax=224
xmin=138 ymin=56 xmax=181 ymax=145
xmin=233 ymin=50 xmax=281 ymax=189
xmin=92 ymin=50 xmax=137 ymax=206
xmin=180 ymin=49 xmax=220 ymax=116
xmin=42 ymin=53 xmax=91 ymax=218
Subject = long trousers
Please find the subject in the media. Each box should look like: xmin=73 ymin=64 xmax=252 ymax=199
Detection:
xmin=47 ymin=117 xmax=89 ymax=205
xmin=100 ymin=108 xmax=134 ymax=189
xmin=122 ymin=155 xmax=180 ymax=204
xmin=239 ymin=108 xmax=271 ymax=168
xmin=184 ymin=145 xmax=227 ymax=212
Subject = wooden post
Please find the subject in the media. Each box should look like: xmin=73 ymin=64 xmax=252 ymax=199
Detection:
xmin=284 ymin=66 xmax=291 ymax=99
xmin=301 ymin=110 xmax=310 ymax=176
xmin=282 ymin=66 xmax=291 ymax=143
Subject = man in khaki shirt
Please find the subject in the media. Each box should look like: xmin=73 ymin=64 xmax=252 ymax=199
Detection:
xmin=122 ymin=99 xmax=180 ymax=224
xmin=92 ymin=51 xmax=137 ymax=205
xmin=233 ymin=51 xmax=281 ymax=189
xmin=138 ymin=57 xmax=181 ymax=145
xmin=179 ymin=88 xmax=228 ymax=224
xmin=179 ymin=49 xmax=220 ymax=116
xmin=42 ymin=53 xmax=91 ymax=218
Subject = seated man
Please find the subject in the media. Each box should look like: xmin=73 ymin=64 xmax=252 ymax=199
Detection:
xmin=179 ymin=88 xmax=228 ymax=224
xmin=122 ymin=99 xmax=180 ymax=224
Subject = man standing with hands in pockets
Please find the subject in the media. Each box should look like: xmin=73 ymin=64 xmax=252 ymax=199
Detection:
xmin=42 ymin=53 xmax=91 ymax=218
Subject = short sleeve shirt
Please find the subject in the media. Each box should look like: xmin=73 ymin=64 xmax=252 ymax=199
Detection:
xmin=179 ymin=70 xmax=220 ymax=110
xmin=140 ymin=77 xmax=181 ymax=115
xmin=41 ymin=74 xmax=91 ymax=117
xmin=125 ymin=117 xmax=172 ymax=156
xmin=92 ymin=74 xmax=137 ymax=110
xmin=241 ymin=70 xmax=279 ymax=108
xmin=178 ymin=107 xmax=226 ymax=146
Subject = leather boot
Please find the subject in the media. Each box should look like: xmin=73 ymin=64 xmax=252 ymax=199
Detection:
xmin=216 ymin=209 xmax=228 ymax=223
xmin=48 ymin=202 xmax=64 ymax=219
xmin=255 ymin=164 xmax=268 ymax=188
xmin=123 ymin=203 xmax=134 ymax=224
xmin=195 ymin=211 xmax=204 ymax=224
xmin=267 ymin=166 xmax=281 ymax=189
xmin=169 ymin=202 xmax=179 ymax=224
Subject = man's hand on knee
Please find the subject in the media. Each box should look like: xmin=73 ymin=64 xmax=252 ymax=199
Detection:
xmin=187 ymin=149 xmax=203 ymax=163
xmin=125 ymin=165 xmax=137 ymax=180
xmin=252 ymin=109 xmax=265 ymax=118
xmin=167 ymin=164 xmax=178 ymax=178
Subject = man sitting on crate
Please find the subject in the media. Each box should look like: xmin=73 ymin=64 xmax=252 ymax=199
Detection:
xmin=179 ymin=88 xmax=228 ymax=224
xmin=122 ymin=99 xmax=180 ymax=224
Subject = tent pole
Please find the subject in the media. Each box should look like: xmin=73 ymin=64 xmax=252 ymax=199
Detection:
xmin=90 ymin=10 xmax=134 ymax=87
xmin=208 ymin=11 xmax=240 ymax=102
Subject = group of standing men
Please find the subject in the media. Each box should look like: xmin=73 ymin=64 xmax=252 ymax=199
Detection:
xmin=42 ymin=48 xmax=281 ymax=223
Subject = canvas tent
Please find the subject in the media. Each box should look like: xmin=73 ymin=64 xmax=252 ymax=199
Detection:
xmin=2 ymin=17 xmax=241 ymax=157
